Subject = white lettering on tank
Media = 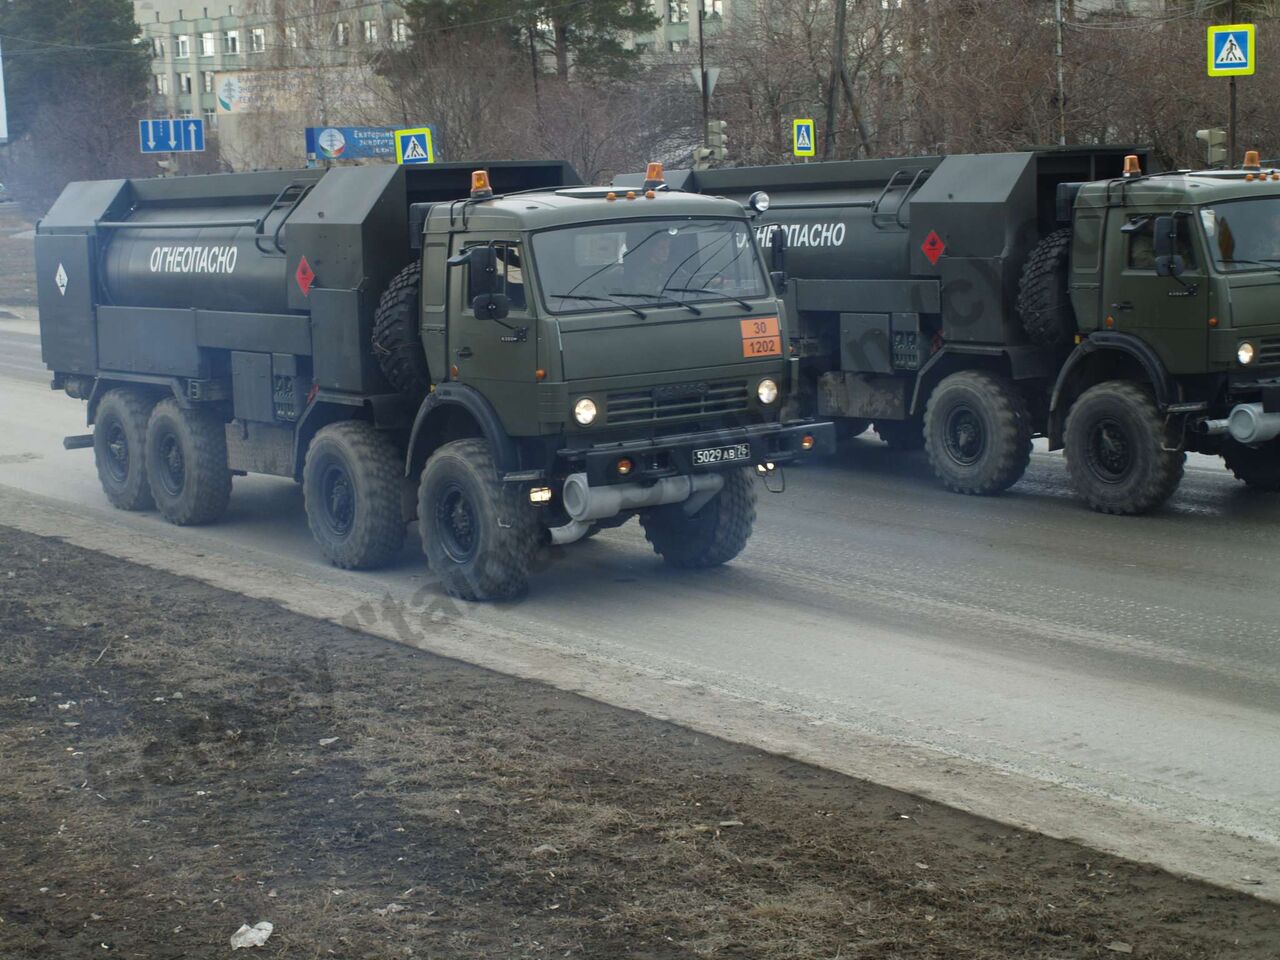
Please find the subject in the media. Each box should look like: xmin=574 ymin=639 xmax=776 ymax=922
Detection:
xmin=753 ymin=222 xmax=847 ymax=249
xmin=148 ymin=244 xmax=241 ymax=275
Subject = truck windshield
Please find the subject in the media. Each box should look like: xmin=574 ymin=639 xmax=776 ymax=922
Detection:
xmin=1200 ymin=198 xmax=1280 ymax=271
xmin=532 ymin=219 xmax=768 ymax=315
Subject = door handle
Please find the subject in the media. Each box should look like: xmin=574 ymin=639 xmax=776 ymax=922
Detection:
xmin=1110 ymin=301 xmax=1134 ymax=311
xmin=455 ymin=346 xmax=473 ymax=359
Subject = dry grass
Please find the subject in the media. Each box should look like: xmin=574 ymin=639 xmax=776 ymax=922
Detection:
xmin=1 ymin=524 xmax=1278 ymax=959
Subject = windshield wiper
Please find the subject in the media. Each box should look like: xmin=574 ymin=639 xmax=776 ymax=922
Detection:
xmin=664 ymin=286 xmax=754 ymax=310
xmin=608 ymin=291 xmax=702 ymax=315
xmin=548 ymin=292 xmax=646 ymax=319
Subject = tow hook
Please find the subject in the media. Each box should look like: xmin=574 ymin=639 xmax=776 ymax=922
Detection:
xmin=756 ymin=462 xmax=786 ymax=493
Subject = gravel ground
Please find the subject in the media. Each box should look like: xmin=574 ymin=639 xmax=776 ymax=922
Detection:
xmin=1 ymin=524 xmax=1278 ymax=960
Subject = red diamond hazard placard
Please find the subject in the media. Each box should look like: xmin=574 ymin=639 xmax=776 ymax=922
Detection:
xmin=295 ymin=256 xmax=315 ymax=296
xmin=921 ymin=230 xmax=945 ymax=266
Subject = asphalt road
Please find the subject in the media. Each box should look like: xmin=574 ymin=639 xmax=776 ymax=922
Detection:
xmin=2 ymin=317 xmax=1278 ymax=897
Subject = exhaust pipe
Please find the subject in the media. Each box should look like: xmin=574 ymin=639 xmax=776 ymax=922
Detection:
xmin=561 ymin=472 xmax=725 ymax=523
xmin=1197 ymin=403 xmax=1280 ymax=445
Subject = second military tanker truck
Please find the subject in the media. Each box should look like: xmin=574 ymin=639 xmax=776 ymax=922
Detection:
xmin=620 ymin=148 xmax=1280 ymax=514
xmin=36 ymin=161 xmax=833 ymax=599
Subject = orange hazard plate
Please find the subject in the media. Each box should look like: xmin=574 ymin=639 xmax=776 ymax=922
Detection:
xmin=740 ymin=316 xmax=782 ymax=358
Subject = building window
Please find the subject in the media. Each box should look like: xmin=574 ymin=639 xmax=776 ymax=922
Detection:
xmin=361 ymin=19 xmax=378 ymax=44
xmin=670 ymin=1 xmax=689 ymax=22
xmin=669 ymin=39 xmax=687 ymax=52
xmin=286 ymin=25 xmax=299 ymax=48
xmin=390 ymin=18 xmax=409 ymax=43
xmin=203 ymin=71 xmax=215 ymax=93
xmin=223 ymin=30 xmax=239 ymax=54
xmin=180 ymin=72 xmax=193 ymax=93
xmin=203 ymin=108 xmax=218 ymax=129
xmin=200 ymin=32 xmax=215 ymax=56
xmin=179 ymin=110 xmax=193 ymax=120
xmin=335 ymin=21 xmax=350 ymax=46
xmin=250 ymin=27 xmax=266 ymax=52
xmin=177 ymin=35 xmax=190 ymax=58
xmin=152 ymin=37 xmax=166 ymax=58
xmin=706 ymin=0 xmax=723 ymax=16
xmin=155 ymin=73 xmax=170 ymax=95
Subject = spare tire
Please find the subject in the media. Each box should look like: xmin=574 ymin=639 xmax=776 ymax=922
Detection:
xmin=1017 ymin=227 xmax=1077 ymax=350
xmin=372 ymin=260 xmax=431 ymax=398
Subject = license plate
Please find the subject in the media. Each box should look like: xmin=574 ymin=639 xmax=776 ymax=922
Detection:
xmin=692 ymin=443 xmax=751 ymax=465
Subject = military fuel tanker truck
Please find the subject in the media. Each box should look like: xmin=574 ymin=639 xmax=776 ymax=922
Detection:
xmin=36 ymin=161 xmax=832 ymax=599
xmin=620 ymin=148 xmax=1280 ymax=514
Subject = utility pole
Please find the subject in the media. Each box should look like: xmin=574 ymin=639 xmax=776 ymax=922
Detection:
xmin=824 ymin=0 xmax=848 ymax=159
xmin=1228 ymin=0 xmax=1238 ymax=164
xmin=1055 ymin=0 xmax=1066 ymax=146
xmin=697 ymin=1 xmax=709 ymax=149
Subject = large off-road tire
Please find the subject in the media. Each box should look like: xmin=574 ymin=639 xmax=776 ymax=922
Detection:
xmin=418 ymin=438 xmax=538 ymax=601
xmin=144 ymin=398 xmax=232 ymax=526
xmin=1017 ymin=227 xmax=1077 ymax=350
xmin=1063 ymin=381 xmax=1184 ymax=515
xmin=372 ymin=260 xmax=431 ymax=398
xmin=1222 ymin=439 xmax=1280 ymax=491
xmin=874 ymin=418 xmax=925 ymax=451
xmin=303 ymin=421 xmax=407 ymax=569
xmin=640 ymin=468 xmax=757 ymax=569
xmin=93 ymin=388 xmax=156 ymax=511
xmin=924 ymin=370 xmax=1032 ymax=495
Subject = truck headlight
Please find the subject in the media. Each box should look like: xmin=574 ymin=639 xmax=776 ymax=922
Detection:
xmin=1238 ymin=341 xmax=1256 ymax=365
xmin=748 ymin=191 xmax=770 ymax=213
xmin=757 ymin=378 xmax=779 ymax=404
xmin=573 ymin=397 xmax=598 ymax=425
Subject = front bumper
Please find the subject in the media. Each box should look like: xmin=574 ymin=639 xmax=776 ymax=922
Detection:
xmin=562 ymin=420 xmax=836 ymax=486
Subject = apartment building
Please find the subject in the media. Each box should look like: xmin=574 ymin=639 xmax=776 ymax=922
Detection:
xmin=132 ymin=0 xmax=410 ymax=132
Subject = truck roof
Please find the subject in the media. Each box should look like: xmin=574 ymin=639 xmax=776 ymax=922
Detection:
xmin=1076 ymin=169 xmax=1280 ymax=208
xmin=441 ymin=188 xmax=750 ymax=232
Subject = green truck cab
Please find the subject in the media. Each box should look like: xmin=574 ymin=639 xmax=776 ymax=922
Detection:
xmin=36 ymin=161 xmax=832 ymax=599
xmin=1049 ymin=153 xmax=1280 ymax=510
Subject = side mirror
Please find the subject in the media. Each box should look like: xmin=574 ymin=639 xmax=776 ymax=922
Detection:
xmin=769 ymin=224 xmax=787 ymax=273
xmin=472 ymin=293 xmax=510 ymax=321
xmin=769 ymin=270 xmax=788 ymax=294
xmin=1153 ymin=215 xmax=1184 ymax=277
xmin=448 ymin=245 xmax=502 ymax=299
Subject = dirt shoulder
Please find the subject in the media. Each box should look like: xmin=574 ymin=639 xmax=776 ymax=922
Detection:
xmin=1 ymin=525 xmax=1277 ymax=960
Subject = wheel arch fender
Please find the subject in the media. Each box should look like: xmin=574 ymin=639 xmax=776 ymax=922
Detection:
xmin=1048 ymin=333 xmax=1179 ymax=447
xmin=406 ymin=383 xmax=519 ymax=480
xmin=86 ymin=375 xmax=183 ymax=424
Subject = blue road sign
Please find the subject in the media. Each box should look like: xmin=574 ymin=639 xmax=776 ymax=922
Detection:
xmin=395 ymin=127 xmax=436 ymax=165
xmin=1208 ymin=24 xmax=1255 ymax=77
xmin=793 ymin=118 xmax=816 ymax=157
xmin=139 ymin=118 xmax=206 ymax=154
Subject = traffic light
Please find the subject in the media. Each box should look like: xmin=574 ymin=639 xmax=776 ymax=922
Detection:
xmin=706 ymin=119 xmax=728 ymax=161
xmin=1196 ymin=128 xmax=1227 ymax=167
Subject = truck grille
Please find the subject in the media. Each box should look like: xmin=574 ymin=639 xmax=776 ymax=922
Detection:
xmin=607 ymin=379 xmax=750 ymax=425
xmin=1258 ymin=337 xmax=1280 ymax=366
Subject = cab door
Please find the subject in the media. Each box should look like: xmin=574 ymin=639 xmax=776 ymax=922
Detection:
xmin=449 ymin=235 xmax=539 ymax=391
xmin=1104 ymin=211 xmax=1209 ymax=375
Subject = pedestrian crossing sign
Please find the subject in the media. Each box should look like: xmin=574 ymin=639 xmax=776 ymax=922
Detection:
xmin=793 ymin=118 xmax=816 ymax=157
xmin=395 ymin=127 xmax=436 ymax=164
xmin=1208 ymin=24 xmax=1254 ymax=77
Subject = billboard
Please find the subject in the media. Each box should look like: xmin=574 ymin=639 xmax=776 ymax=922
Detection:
xmin=0 ymin=40 xmax=9 ymax=144
xmin=305 ymin=126 xmax=397 ymax=161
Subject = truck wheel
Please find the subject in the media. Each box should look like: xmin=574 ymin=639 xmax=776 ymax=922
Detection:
xmin=1222 ymin=439 xmax=1280 ymax=491
xmin=924 ymin=371 xmax=1032 ymax=495
xmin=372 ymin=260 xmax=431 ymax=398
xmin=1064 ymin=381 xmax=1184 ymax=514
xmin=93 ymin=389 xmax=155 ymax=511
xmin=874 ymin=419 xmax=925 ymax=450
xmin=144 ymin=398 xmax=232 ymax=526
xmin=418 ymin=438 xmax=537 ymax=601
xmin=640 ymin=468 xmax=756 ymax=569
xmin=303 ymin=422 xmax=406 ymax=569
xmin=1017 ymin=227 xmax=1077 ymax=350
